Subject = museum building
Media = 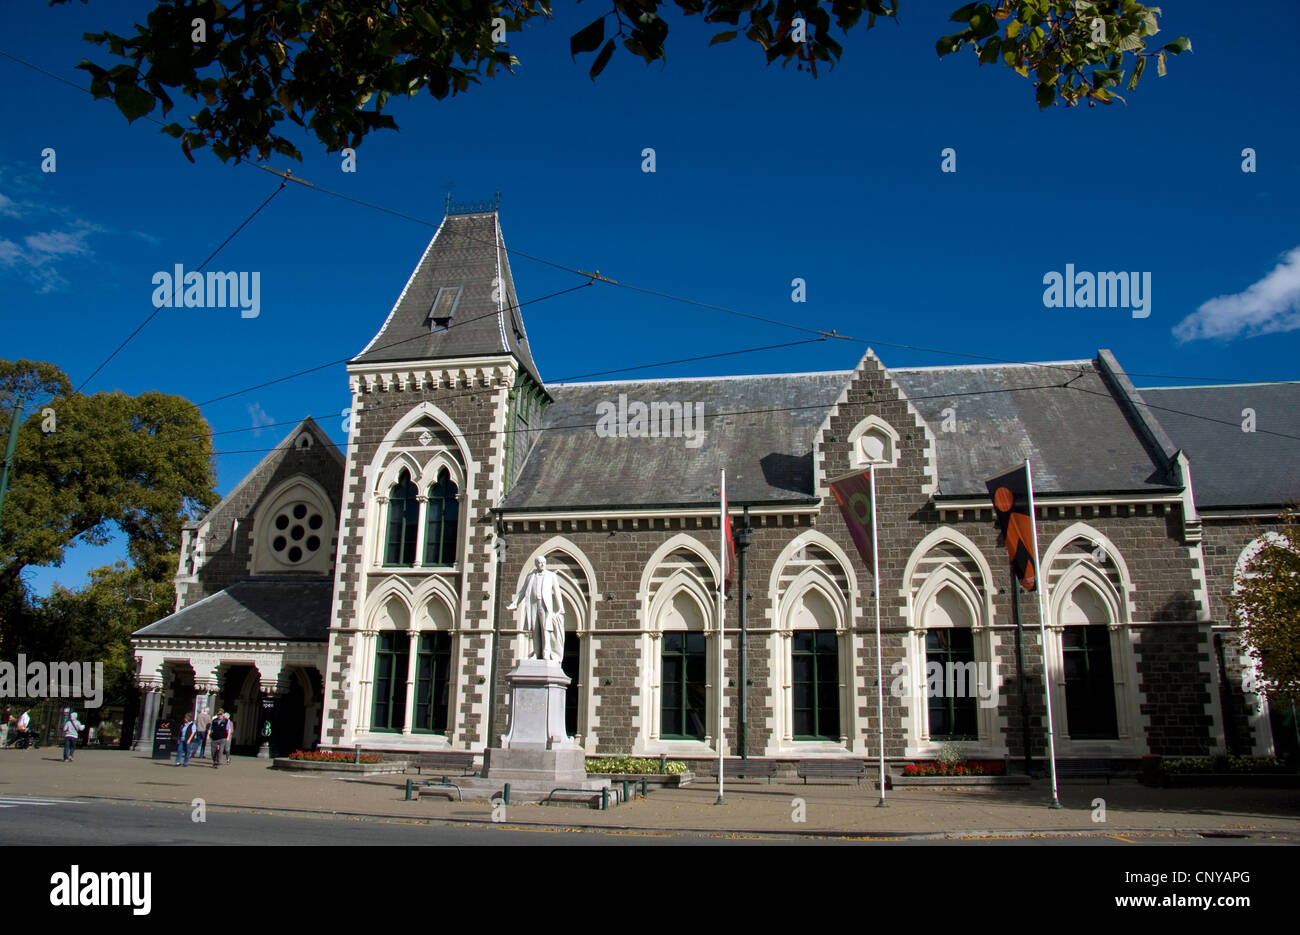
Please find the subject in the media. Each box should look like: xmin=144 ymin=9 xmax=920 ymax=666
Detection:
xmin=131 ymin=205 xmax=1300 ymax=764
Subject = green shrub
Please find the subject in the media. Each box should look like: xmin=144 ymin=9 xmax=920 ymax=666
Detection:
xmin=585 ymin=756 xmax=688 ymax=775
xmin=1161 ymin=755 xmax=1288 ymax=775
xmin=936 ymin=743 xmax=966 ymax=768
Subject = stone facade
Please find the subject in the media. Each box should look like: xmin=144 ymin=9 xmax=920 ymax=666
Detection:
xmin=139 ymin=208 xmax=1298 ymax=766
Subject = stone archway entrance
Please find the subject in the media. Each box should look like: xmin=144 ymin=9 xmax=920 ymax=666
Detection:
xmin=271 ymin=668 xmax=323 ymax=756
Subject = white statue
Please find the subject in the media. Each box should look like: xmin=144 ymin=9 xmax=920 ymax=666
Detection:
xmin=508 ymin=556 xmax=566 ymax=663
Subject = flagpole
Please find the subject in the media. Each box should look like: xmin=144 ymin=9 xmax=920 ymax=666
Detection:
xmin=716 ymin=469 xmax=726 ymax=806
xmin=869 ymin=464 xmax=887 ymax=806
xmin=1024 ymin=459 xmax=1062 ymax=809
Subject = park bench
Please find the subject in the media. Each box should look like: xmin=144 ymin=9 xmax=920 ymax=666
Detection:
xmin=404 ymin=777 xmax=463 ymax=801
xmin=720 ymin=759 xmax=781 ymax=783
xmin=1055 ymin=758 xmax=1114 ymax=784
xmin=408 ymin=752 xmax=478 ymax=777
xmin=797 ymin=760 xmax=868 ymax=785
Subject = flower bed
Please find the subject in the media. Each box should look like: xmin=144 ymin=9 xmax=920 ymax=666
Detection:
xmin=585 ymin=756 xmax=688 ymax=775
xmin=902 ymin=760 xmax=1005 ymax=777
xmin=1161 ymin=755 xmax=1289 ymax=775
xmin=288 ymin=749 xmax=384 ymax=764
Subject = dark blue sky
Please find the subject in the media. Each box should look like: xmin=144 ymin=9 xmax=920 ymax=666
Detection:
xmin=3 ymin=1 xmax=1298 ymax=594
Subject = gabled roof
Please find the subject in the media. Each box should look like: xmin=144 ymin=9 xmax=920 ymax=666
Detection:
xmin=133 ymin=578 xmax=332 ymax=642
xmin=890 ymin=358 xmax=1180 ymax=497
xmin=1139 ymin=383 xmax=1300 ymax=509
xmin=500 ymin=372 xmax=851 ymax=511
xmin=351 ymin=210 xmax=544 ymax=385
xmin=183 ymin=416 xmax=343 ymax=530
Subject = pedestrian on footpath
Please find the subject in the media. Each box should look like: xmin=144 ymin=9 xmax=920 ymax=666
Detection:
xmin=62 ymin=710 xmax=84 ymax=762
xmin=209 ymin=709 xmax=231 ymax=768
xmin=1 ymin=705 xmax=10 ymax=747
xmin=194 ymin=706 xmax=212 ymax=759
xmin=174 ymin=714 xmax=197 ymax=766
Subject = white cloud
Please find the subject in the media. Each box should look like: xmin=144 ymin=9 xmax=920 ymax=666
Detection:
xmin=1174 ymin=245 xmax=1300 ymax=341
xmin=24 ymin=228 xmax=95 ymax=262
xmin=248 ymin=402 xmax=275 ymax=437
xmin=0 ymin=192 xmax=21 ymax=217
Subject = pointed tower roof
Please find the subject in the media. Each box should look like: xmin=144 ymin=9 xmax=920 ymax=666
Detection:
xmin=352 ymin=208 xmax=544 ymax=386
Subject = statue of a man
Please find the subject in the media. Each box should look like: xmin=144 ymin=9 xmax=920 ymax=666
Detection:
xmin=507 ymin=556 xmax=565 ymax=663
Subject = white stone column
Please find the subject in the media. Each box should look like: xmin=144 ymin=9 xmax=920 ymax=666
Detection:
xmin=402 ymin=630 xmax=420 ymax=735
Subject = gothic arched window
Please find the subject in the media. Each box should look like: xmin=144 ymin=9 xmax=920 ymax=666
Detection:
xmin=423 ymin=468 xmax=459 ymax=566
xmin=384 ymin=470 xmax=419 ymax=566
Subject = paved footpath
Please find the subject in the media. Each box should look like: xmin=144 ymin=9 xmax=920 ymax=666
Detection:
xmin=2 ymin=748 xmax=1297 ymax=841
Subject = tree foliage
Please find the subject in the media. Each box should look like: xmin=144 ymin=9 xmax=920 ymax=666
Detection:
xmin=53 ymin=0 xmax=1191 ymax=164
xmin=1227 ymin=513 xmax=1300 ymax=704
xmin=0 ymin=360 xmax=218 ymax=658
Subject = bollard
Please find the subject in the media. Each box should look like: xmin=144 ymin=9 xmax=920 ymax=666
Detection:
xmin=354 ymin=744 xmax=361 ymax=765
xmin=621 ymin=780 xmax=630 ymax=803
xmin=639 ymin=778 xmax=648 ymax=798
xmin=405 ymin=779 xmax=413 ymax=801
xmin=503 ymin=783 xmax=511 ymax=805
xmin=601 ymin=788 xmax=610 ymax=811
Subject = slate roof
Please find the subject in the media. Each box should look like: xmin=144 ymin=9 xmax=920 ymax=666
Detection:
xmin=352 ymin=211 xmax=544 ymax=385
xmin=1139 ymin=383 xmax=1300 ymax=509
xmin=499 ymin=373 xmax=852 ymax=510
xmin=133 ymin=578 xmax=332 ymax=642
xmin=884 ymin=360 xmax=1179 ymax=498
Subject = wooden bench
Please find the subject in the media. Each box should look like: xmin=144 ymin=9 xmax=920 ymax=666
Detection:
xmin=721 ymin=759 xmax=780 ymax=783
xmin=408 ymin=753 xmax=478 ymax=777
xmin=1056 ymin=758 xmax=1114 ymax=784
xmin=797 ymin=760 xmax=868 ymax=785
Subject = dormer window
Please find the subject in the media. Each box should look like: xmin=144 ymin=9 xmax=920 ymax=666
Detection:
xmin=426 ymin=286 xmax=463 ymax=332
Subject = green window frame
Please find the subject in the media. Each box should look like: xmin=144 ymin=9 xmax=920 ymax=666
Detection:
xmin=1062 ymin=624 xmax=1119 ymax=740
xmin=423 ymin=468 xmax=459 ymax=566
xmin=384 ymin=470 xmax=419 ymax=566
xmin=660 ymin=631 xmax=707 ymax=740
xmin=414 ymin=632 xmax=452 ymax=734
xmin=926 ymin=627 xmax=978 ymax=741
xmin=371 ymin=632 xmax=410 ymax=732
xmin=792 ymin=630 xmax=841 ymax=741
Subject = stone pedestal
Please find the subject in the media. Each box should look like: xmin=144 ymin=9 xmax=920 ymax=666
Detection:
xmin=446 ymin=658 xmax=609 ymax=802
xmin=483 ymin=659 xmax=588 ymax=784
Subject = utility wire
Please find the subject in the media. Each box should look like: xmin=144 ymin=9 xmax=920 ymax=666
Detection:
xmin=75 ymin=180 xmax=288 ymax=393
xmin=2 ymin=48 xmax=1292 ymax=391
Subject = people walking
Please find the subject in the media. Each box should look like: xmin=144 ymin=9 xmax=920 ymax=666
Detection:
xmin=173 ymin=714 xmax=197 ymax=766
xmin=194 ymin=706 xmax=212 ymax=759
xmin=209 ymin=709 xmax=231 ymax=768
xmin=62 ymin=710 xmax=84 ymax=761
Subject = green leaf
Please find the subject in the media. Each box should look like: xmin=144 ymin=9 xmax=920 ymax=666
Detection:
xmin=979 ymin=36 xmax=1001 ymax=65
xmin=950 ymin=3 xmax=979 ymax=22
xmin=1006 ymin=20 xmax=1022 ymax=39
xmin=113 ymin=83 xmax=155 ymax=122
xmin=411 ymin=8 xmax=439 ymax=34
xmin=1163 ymin=36 xmax=1191 ymax=54
xmin=1127 ymin=54 xmax=1145 ymax=90
xmin=709 ymin=30 xmax=738 ymax=46
xmin=1036 ymin=81 xmax=1055 ymax=108
xmin=1156 ymin=50 xmax=1166 ymax=76
xmin=570 ymin=16 xmax=606 ymax=61
xmin=590 ymin=38 xmax=615 ymax=79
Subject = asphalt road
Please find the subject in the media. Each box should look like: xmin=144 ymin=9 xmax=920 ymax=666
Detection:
xmin=0 ymin=796 xmax=1289 ymax=845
